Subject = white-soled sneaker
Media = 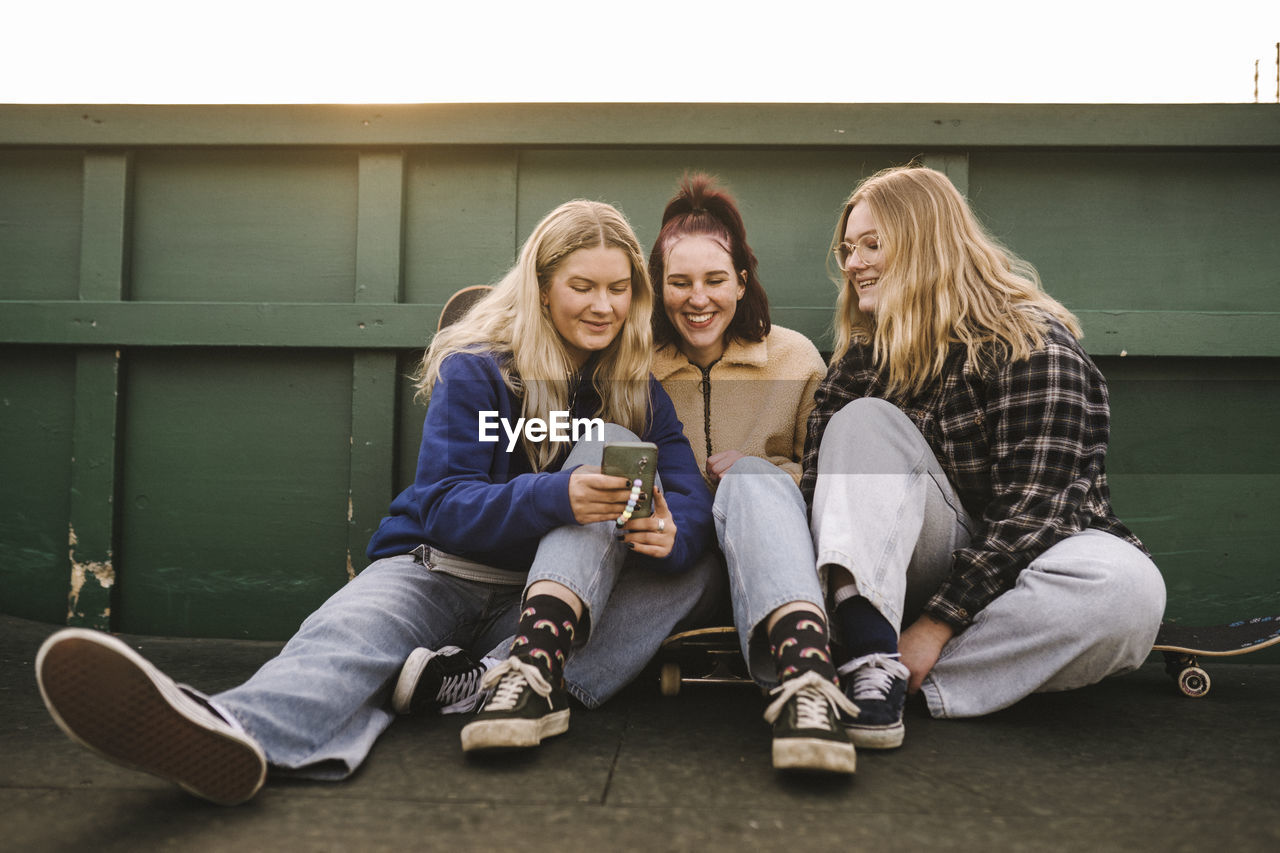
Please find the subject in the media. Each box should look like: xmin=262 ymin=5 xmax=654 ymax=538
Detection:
xmin=459 ymin=657 xmax=569 ymax=752
xmin=391 ymin=646 xmax=496 ymax=715
xmin=763 ymin=670 xmax=859 ymax=775
xmin=838 ymin=653 xmax=909 ymax=749
xmin=36 ymin=628 xmax=267 ymax=805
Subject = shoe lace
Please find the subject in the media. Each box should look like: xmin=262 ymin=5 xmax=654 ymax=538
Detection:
xmin=437 ymin=660 xmax=487 ymax=706
xmin=763 ymin=670 xmax=860 ymax=727
xmin=837 ymin=653 xmax=910 ymax=701
xmin=479 ymin=657 xmax=553 ymax=712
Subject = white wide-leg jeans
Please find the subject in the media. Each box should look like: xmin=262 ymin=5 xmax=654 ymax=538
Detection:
xmin=811 ymin=398 xmax=1165 ymax=718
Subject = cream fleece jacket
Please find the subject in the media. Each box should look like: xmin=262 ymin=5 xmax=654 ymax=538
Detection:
xmin=651 ymin=325 xmax=826 ymax=487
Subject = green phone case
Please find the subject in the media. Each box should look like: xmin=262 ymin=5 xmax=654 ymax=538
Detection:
xmin=601 ymin=441 xmax=658 ymax=519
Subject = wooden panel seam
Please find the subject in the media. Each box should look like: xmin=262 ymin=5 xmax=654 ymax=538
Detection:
xmin=66 ymin=151 xmax=131 ymax=630
xmin=348 ymin=152 xmax=405 ymax=578
xmin=5 ymin=302 xmax=1280 ymax=358
xmin=921 ymin=152 xmax=969 ymax=197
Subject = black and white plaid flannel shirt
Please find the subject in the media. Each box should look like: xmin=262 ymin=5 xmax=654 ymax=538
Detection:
xmin=801 ymin=316 xmax=1145 ymax=631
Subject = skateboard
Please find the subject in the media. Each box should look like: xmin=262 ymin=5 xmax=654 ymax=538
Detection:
xmin=655 ymin=616 xmax=1280 ymax=699
xmin=1152 ymin=615 xmax=1280 ymax=698
xmin=656 ymin=626 xmax=753 ymax=696
xmin=437 ymin=284 xmax=492 ymax=332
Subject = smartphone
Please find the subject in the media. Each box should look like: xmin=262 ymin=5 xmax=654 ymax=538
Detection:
xmin=601 ymin=441 xmax=658 ymax=519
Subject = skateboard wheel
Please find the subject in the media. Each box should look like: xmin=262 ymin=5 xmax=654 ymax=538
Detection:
xmin=1176 ymin=666 xmax=1210 ymax=698
xmin=659 ymin=662 xmax=681 ymax=697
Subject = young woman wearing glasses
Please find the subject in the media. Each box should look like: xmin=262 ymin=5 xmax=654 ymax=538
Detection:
xmin=804 ymin=165 xmax=1166 ymax=749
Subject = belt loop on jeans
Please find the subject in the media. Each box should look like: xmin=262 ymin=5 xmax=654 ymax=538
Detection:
xmin=411 ymin=544 xmax=431 ymax=567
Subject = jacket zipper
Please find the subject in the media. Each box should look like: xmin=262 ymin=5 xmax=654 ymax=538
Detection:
xmin=698 ymin=360 xmax=720 ymax=461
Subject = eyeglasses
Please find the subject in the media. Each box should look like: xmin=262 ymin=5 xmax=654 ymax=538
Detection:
xmin=833 ymin=234 xmax=883 ymax=266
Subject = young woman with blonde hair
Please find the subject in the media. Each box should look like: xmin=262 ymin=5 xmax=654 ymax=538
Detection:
xmin=804 ymin=165 xmax=1165 ymax=748
xmin=35 ymin=199 xmax=715 ymax=803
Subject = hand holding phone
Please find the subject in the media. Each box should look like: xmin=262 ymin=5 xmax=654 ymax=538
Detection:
xmin=601 ymin=441 xmax=658 ymax=521
xmin=601 ymin=441 xmax=675 ymax=559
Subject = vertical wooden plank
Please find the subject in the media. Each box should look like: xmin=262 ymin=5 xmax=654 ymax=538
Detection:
xmin=921 ymin=152 xmax=969 ymax=197
xmin=356 ymin=152 xmax=405 ymax=303
xmin=348 ymin=152 xmax=404 ymax=578
xmin=67 ymin=151 xmax=130 ymax=628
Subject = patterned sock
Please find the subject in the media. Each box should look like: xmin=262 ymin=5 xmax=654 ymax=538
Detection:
xmin=833 ymin=595 xmax=899 ymax=658
xmin=510 ymin=594 xmax=578 ymax=684
xmin=768 ymin=610 xmax=838 ymax=684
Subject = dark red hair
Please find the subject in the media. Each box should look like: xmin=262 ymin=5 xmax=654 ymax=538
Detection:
xmin=649 ymin=173 xmax=771 ymax=348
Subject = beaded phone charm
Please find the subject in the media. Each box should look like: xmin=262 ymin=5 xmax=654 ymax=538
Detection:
xmin=615 ymin=455 xmax=650 ymax=527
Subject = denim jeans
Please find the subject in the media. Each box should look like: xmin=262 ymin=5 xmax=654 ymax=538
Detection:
xmin=563 ymin=455 xmax=828 ymax=701
xmin=214 ymin=424 xmax=721 ymax=775
xmin=811 ymin=397 xmax=1166 ymax=718
xmin=713 ymin=456 xmax=825 ymax=688
xmin=537 ymin=425 xmax=725 ymax=708
xmin=213 ymin=555 xmax=522 ymax=778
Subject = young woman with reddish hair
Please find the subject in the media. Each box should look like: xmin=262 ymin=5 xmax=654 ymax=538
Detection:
xmin=642 ymin=173 xmax=857 ymax=774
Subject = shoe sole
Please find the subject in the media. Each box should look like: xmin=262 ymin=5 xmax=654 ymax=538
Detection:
xmin=35 ymin=628 xmax=267 ymax=805
xmin=772 ymin=736 xmax=857 ymax=774
xmin=459 ymin=709 xmax=570 ymax=752
xmin=845 ymin=721 xmax=905 ymax=750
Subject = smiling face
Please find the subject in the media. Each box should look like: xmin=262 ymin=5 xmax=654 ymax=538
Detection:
xmin=542 ymin=244 xmax=634 ymax=369
xmin=842 ymin=202 xmax=884 ymax=316
xmin=661 ymin=235 xmax=745 ymax=367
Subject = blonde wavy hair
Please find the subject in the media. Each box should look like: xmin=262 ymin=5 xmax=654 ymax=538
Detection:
xmin=827 ymin=165 xmax=1081 ymax=397
xmin=416 ymin=200 xmax=654 ymax=471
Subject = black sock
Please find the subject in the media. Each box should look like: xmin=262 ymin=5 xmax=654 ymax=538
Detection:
xmin=833 ymin=595 xmax=898 ymax=659
xmin=511 ymin=594 xmax=578 ymax=683
xmin=768 ymin=610 xmax=838 ymax=684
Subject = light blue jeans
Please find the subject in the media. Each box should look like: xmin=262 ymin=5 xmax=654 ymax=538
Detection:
xmin=713 ymin=456 xmax=826 ymax=688
xmin=541 ymin=427 xmax=725 ymax=709
xmin=564 ymin=455 xmax=826 ymax=698
xmin=810 ymin=398 xmax=1166 ymax=718
xmin=214 ymin=554 xmax=521 ymax=778
xmin=214 ymin=425 xmax=720 ymax=777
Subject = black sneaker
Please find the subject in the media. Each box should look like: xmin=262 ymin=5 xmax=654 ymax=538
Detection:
xmin=763 ymin=670 xmax=858 ymax=774
xmin=35 ymin=628 xmax=267 ymax=805
xmin=391 ymin=646 xmax=494 ymax=715
xmin=838 ymin=653 xmax=909 ymax=749
xmin=459 ymin=657 xmax=569 ymax=752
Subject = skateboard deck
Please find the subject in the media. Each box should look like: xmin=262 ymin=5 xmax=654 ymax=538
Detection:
xmin=437 ymin=285 xmax=492 ymax=332
xmin=655 ymin=616 xmax=1280 ymax=699
xmin=1152 ymin=616 xmax=1280 ymax=698
xmin=656 ymin=626 xmax=752 ymax=696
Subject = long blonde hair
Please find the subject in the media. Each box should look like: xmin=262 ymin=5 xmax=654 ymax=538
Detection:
xmin=828 ymin=165 xmax=1081 ymax=397
xmin=416 ymin=200 xmax=654 ymax=470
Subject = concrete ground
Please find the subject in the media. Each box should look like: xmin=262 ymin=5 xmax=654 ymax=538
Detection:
xmin=2 ymin=613 xmax=1277 ymax=853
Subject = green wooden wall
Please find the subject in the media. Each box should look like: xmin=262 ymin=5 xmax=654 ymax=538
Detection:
xmin=1 ymin=104 xmax=1277 ymax=641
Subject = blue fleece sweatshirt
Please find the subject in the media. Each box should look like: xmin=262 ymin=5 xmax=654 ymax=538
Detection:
xmin=366 ymin=350 xmax=713 ymax=575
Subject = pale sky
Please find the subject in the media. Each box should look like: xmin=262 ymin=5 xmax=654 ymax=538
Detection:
xmin=6 ymin=0 xmax=1280 ymax=104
